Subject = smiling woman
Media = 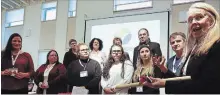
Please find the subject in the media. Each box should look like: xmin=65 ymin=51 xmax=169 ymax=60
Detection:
xmin=1 ymin=33 xmax=35 ymax=94
xmin=143 ymin=2 xmax=220 ymax=94
xmin=89 ymin=38 xmax=107 ymax=70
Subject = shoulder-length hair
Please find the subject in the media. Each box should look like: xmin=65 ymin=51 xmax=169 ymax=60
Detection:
xmin=103 ymin=45 xmax=126 ymax=79
xmin=45 ymin=50 xmax=61 ymax=65
xmin=2 ymin=33 xmax=22 ymax=59
xmin=113 ymin=37 xmax=122 ymax=45
xmin=185 ymin=2 xmax=220 ymax=56
xmin=89 ymin=38 xmax=103 ymax=51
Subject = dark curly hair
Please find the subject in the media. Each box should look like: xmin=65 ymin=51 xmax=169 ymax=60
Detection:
xmin=103 ymin=45 xmax=126 ymax=79
xmin=89 ymin=38 xmax=103 ymax=51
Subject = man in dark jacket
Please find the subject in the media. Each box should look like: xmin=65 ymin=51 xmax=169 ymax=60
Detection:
xmin=133 ymin=28 xmax=162 ymax=70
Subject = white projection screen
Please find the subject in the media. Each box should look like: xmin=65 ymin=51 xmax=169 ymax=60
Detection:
xmin=85 ymin=11 xmax=169 ymax=61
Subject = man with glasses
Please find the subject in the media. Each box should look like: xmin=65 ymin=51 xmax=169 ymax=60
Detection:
xmin=63 ymin=39 xmax=79 ymax=69
xmin=66 ymin=43 xmax=102 ymax=94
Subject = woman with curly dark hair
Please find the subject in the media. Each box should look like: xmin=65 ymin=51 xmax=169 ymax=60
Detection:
xmin=89 ymin=38 xmax=107 ymax=70
xmin=101 ymin=45 xmax=134 ymax=94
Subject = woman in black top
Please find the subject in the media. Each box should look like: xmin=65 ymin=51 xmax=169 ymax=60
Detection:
xmin=63 ymin=39 xmax=79 ymax=68
xmin=144 ymin=2 xmax=220 ymax=94
xmin=66 ymin=43 xmax=102 ymax=94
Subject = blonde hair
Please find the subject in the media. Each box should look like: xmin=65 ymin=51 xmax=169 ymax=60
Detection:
xmin=185 ymin=2 xmax=220 ymax=56
xmin=133 ymin=46 xmax=154 ymax=82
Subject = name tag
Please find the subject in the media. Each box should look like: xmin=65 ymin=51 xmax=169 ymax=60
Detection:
xmin=80 ymin=71 xmax=88 ymax=77
xmin=136 ymin=86 xmax=143 ymax=92
xmin=9 ymin=68 xmax=18 ymax=76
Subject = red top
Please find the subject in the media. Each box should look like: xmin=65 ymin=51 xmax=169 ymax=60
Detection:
xmin=1 ymin=52 xmax=35 ymax=90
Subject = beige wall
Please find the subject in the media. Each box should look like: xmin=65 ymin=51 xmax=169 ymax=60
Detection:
xmin=40 ymin=21 xmax=56 ymax=49
xmin=66 ymin=17 xmax=76 ymax=49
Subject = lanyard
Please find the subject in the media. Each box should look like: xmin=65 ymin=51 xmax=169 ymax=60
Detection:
xmin=172 ymin=56 xmax=181 ymax=73
xmin=11 ymin=50 xmax=21 ymax=67
xmin=79 ymin=59 xmax=89 ymax=70
xmin=183 ymin=45 xmax=197 ymax=75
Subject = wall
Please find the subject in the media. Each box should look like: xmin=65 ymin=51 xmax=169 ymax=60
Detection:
xmin=54 ymin=0 xmax=68 ymax=61
xmin=67 ymin=17 xmax=76 ymax=49
xmin=1 ymin=0 xmax=220 ymax=69
xmin=22 ymin=4 xmax=41 ymax=69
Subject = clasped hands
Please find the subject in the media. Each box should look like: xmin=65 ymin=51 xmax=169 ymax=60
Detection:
xmin=1 ymin=69 xmax=29 ymax=79
xmin=39 ymin=82 xmax=49 ymax=89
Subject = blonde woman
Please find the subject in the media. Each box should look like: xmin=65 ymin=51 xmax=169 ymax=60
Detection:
xmin=144 ymin=2 xmax=220 ymax=94
xmin=130 ymin=45 xmax=163 ymax=94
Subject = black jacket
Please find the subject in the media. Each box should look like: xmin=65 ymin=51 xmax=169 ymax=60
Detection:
xmin=165 ymin=41 xmax=220 ymax=94
xmin=63 ymin=49 xmax=79 ymax=68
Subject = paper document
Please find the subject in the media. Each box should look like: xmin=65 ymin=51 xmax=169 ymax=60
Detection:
xmin=72 ymin=86 xmax=89 ymax=94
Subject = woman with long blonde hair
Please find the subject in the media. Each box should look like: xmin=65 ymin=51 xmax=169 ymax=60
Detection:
xmin=144 ymin=2 xmax=220 ymax=94
xmin=130 ymin=45 xmax=163 ymax=94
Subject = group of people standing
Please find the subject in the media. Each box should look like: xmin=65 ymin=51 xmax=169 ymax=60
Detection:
xmin=1 ymin=2 xmax=220 ymax=94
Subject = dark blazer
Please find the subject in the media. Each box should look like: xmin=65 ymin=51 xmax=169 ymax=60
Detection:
xmin=165 ymin=41 xmax=220 ymax=94
xmin=166 ymin=55 xmax=184 ymax=76
xmin=133 ymin=41 xmax=162 ymax=70
xmin=34 ymin=63 xmax=66 ymax=94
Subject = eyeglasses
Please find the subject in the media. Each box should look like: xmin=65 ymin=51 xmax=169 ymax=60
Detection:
xmin=80 ymin=49 xmax=89 ymax=52
xmin=70 ymin=42 xmax=77 ymax=45
xmin=112 ymin=50 xmax=122 ymax=53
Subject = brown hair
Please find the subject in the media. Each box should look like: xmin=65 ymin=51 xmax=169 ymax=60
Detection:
xmin=113 ymin=37 xmax=122 ymax=45
xmin=170 ymin=32 xmax=186 ymax=41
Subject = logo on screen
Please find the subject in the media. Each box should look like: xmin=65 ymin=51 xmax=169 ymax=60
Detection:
xmin=114 ymin=28 xmax=132 ymax=45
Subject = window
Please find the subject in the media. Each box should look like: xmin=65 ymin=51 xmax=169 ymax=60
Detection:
xmin=38 ymin=50 xmax=50 ymax=68
xmin=41 ymin=1 xmax=57 ymax=21
xmin=114 ymin=0 xmax=152 ymax=11
xmin=5 ymin=8 xmax=24 ymax=27
xmin=68 ymin=0 xmax=77 ymax=17
xmin=173 ymin=0 xmax=201 ymax=4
